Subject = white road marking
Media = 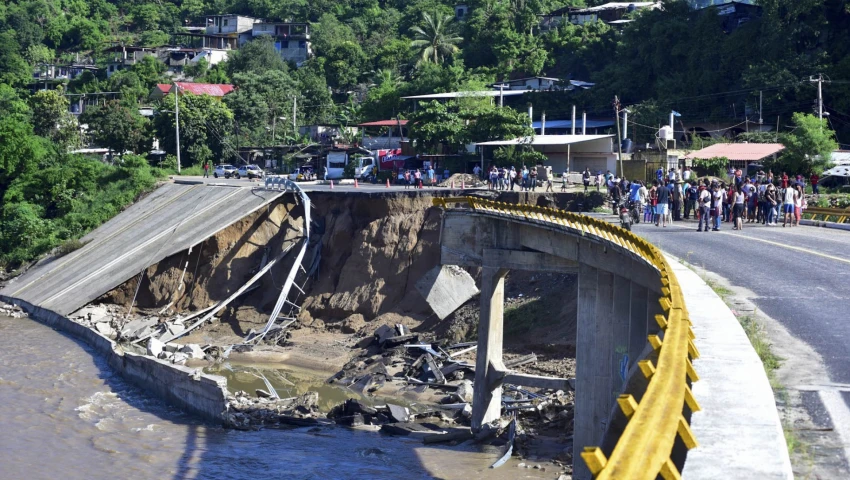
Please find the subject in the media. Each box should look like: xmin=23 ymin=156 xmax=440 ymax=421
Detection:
xmin=819 ymin=390 xmax=850 ymax=464
xmin=717 ymin=231 xmax=850 ymax=265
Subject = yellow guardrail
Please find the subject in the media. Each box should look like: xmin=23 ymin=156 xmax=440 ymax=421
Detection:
xmin=803 ymin=206 xmax=850 ymax=224
xmin=433 ymin=197 xmax=700 ymax=480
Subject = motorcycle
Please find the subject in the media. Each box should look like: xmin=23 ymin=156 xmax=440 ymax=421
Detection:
xmin=619 ymin=199 xmax=632 ymax=231
xmin=629 ymin=200 xmax=641 ymax=225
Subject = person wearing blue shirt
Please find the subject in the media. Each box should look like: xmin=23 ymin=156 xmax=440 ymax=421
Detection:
xmin=629 ymin=182 xmax=641 ymax=202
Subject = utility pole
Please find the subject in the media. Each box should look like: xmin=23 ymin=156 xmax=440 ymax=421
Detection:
xmin=810 ymin=74 xmax=823 ymax=121
xmin=571 ymin=105 xmax=576 ymax=135
xmin=498 ymin=84 xmax=506 ymax=108
xmin=174 ymin=82 xmax=181 ymax=174
xmin=614 ymin=96 xmax=623 ymax=177
xmin=541 ymin=111 xmax=546 ymax=135
xmin=759 ymin=90 xmax=763 ymax=125
xmin=582 ymin=111 xmax=586 ymax=135
xmin=292 ymin=96 xmax=297 ymax=135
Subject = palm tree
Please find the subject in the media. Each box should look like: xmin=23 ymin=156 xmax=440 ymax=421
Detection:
xmin=410 ymin=12 xmax=463 ymax=67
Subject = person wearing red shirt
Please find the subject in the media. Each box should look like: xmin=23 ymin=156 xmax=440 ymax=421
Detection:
xmin=781 ymin=172 xmax=789 ymax=189
xmin=811 ymin=173 xmax=820 ymax=194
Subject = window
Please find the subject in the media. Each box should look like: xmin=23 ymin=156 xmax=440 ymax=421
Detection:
xmin=223 ymin=19 xmax=229 ymax=26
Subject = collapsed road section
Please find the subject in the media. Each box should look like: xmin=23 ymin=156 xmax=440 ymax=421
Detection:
xmin=3 ymin=185 xmax=595 ymax=477
xmin=1 ymin=182 xmax=291 ymax=316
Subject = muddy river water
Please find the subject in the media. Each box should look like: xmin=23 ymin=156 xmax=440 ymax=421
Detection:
xmin=0 ymin=316 xmax=558 ymax=480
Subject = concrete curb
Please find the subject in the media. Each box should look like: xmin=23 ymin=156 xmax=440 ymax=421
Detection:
xmin=800 ymin=219 xmax=850 ymax=231
xmin=0 ymin=294 xmax=229 ymax=424
xmin=666 ymin=257 xmax=793 ymax=480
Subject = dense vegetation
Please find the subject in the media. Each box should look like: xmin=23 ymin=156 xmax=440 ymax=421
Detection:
xmin=1 ymin=0 xmax=849 ymax=268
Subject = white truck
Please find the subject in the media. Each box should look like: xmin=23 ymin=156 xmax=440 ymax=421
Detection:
xmin=325 ymin=151 xmax=376 ymax=180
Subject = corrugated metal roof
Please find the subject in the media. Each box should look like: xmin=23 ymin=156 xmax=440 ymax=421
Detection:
xmin=533 ymin=120 xmax=614 ymax=129
xmin=156 ymin=82 xmax=235 ymax=97
xmin=358 ymin=120 xmax=409 ymax=127
xmin=684 ymin=143 xmax=785 ymax=162
xmin=831 ymin=150 xmax=850 ymax=165
xmin=476 ymin=134 xmax=614 ymax=146
xmin=402 ymin=90 xmax=528 ymax=100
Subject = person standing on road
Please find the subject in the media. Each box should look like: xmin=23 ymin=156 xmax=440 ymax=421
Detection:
xmin=697 ymin=184 xmax=711 ymax=232
xmin=711 ymin=184 xmax=725 ymax=231
xmin=765 ymin=183 xmax=778 ymax=225
xmin=732 ymin=186 xmax=745 ymax=230
xmin=655 ymin=180 xmax=670 ymax=227
xmin=529 ymin=167 xmax=538 ymax=192
xmin=684 ymin=182 xmax=698 ymax=219
xmin=414 ymin=168 xmax=422 ymax=188
xmin=782 ymin=182 xmax=798 ymax=227
xmin=203 ymin=162 xmax=210 ymax=178
xmin=671 ymin=181 xmax=682 ymax=221
xmin=811 ymin=173 xmax=820 ymax=194
xmin=596 ymin=171 xmax=603 ymax=191
xmin=473 ymin=164 xmax=481 ymax=179
xmin=794 ymin=184 xmax=804 ymax=226
xmin=582 ymin=168 xmax=591 ymax=192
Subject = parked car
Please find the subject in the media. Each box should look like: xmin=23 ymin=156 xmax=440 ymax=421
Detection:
xmin=237 ymin=164 xmax=264 ymax=179
xmin=214 ymin=164 xmax=237 ymax=178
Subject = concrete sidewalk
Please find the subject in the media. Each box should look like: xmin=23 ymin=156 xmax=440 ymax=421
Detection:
xmin=670 ymin=255 xmax=792 ymax=479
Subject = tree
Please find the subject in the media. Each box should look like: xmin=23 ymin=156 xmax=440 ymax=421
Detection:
xmin=465 ymin=104 xmax=533 ymax=143
xmin=0 ymin=116 xmax=49 ymax=193
xmin=408 ymin=100 xmax=466 ymax=153
xmin=779 ymin=113 xmax=839 ymax=175
xmin=224 ymin=70 xmax=299 ymax=146
xmin=411 ymin=12 xmax=463 ymax=66
xmin=154 ymin=94 xmax=234 ymax=168
xmin=226 ymin=36 xmax=288 ymax=75
xmin=81 ymin=101 xmax=149 ymax=158
xmin=28 ymin=89 xmax=79 ymax=149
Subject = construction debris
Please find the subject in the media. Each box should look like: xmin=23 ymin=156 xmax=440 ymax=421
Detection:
xmin=0 ymin=301 xmax=27 ymax=318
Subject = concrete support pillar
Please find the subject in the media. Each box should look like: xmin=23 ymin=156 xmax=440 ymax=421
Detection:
xmin=629 ymin=283 xmax=649 ymax=372
xmin=612 ymin=275 xmax=632 ymax=393
xmin=575 ymin=265 xmax=617 ymax=480
xmin=471 ymin=266 xmax=509 ymax=431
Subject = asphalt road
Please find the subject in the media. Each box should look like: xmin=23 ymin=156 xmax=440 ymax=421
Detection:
xmin=632 ymin=218 xmax=850 ymax=412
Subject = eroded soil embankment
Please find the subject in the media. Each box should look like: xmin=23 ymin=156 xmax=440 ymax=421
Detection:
xmin=97 ymin=191 xmax=586 ymax=371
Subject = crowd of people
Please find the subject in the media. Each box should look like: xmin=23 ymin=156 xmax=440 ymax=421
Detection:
xmin=474 ymin=164 xmax=561 ymax=192
xmin=610 ymin=166 xmax=813 ymax=231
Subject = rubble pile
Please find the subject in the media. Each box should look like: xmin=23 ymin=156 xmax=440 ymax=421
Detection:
xmin=70 ymin=304 xmax=201 ymax=344
xmin=0 ymin=301 xmax=28 ymax=318
xmin=68 ymin=304 xmax=211 ymax=365
xmin=437 ymin=173 xmax=486 ymax=188
xmin=224 ymin=390 xmax=325 ymax=430
xmin=330 ymin=324 xmax=477 ymax=398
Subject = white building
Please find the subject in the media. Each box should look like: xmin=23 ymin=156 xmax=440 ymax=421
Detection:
xmin=477 ymin=135 xmax=618 ymax=174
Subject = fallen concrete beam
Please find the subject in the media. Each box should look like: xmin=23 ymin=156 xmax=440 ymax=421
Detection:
xmin=503 ymin=372 xmax=572 ymax=391
xmin=415 ymin=265 xmax=480 ymax=320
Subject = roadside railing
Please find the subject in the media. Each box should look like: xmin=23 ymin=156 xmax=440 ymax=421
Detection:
xmin=433 ymin=197 xmax=700 ymax=480
xmin=803 ymin=206 xmax=850 ymax=224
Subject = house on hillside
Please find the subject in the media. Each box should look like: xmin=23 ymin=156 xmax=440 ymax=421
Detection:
xmin=455 ymin=4 xmax=470 ymax=20
xmin=149 ymin=82 xmax=235 ymax=101
xmin=688 ymin=0 xmax=755 ymax=9
xmin=105 ymin=45 xmax=156 ymax=77
xmin=540 ymin=2 xmax=659 ymax=30
xmin=251 ymin=22 xmax=312 ymax=65
xmin=697 ymin=1 xmax=762 ymax=33
xmin=498 ymin=76 xmax=562 ymax=91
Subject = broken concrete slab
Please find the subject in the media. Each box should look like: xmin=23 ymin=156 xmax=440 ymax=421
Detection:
xmin=387 ymin=404 xmax=410 ymax=423
xmin=454 ymin=380 xmax=474 ymax=403
xmin=179 ymin=344 xmax=205 ymax=359
xmin=415 ymin=265 xmax=479 ymax=320
xmin=94 ymin=322 xmax=114 ymax=337
xmin=379 ymin=422 xmax=437 ymax=436
xmin=147 ymin=337 xmax=164 ymax=357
